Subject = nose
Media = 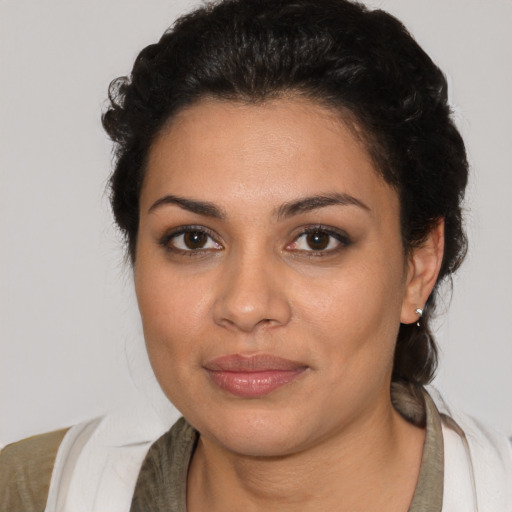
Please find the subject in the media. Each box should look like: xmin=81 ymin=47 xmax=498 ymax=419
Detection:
xmin=212 ymin=250 xmax=292 ymax=333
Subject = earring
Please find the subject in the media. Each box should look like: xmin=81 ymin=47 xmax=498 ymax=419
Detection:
xmin=415 ymin=308 xmax=423 ymax=327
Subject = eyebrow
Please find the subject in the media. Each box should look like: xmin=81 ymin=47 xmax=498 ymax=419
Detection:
xmin=276 ymin=193 xmax=370 ymax=219
xmin=147 ymin=192 xmax=370 ymax=220
xmin=148 ymin=195 xmax=225 ymax=219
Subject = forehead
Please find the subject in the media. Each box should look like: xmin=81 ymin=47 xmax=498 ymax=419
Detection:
xmin=142 ymin=97 xmax=398 ymax=219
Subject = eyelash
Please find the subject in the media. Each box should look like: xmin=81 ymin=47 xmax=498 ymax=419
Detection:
xmin=287 ymin=226 xmax=351 ymax=256
xmin=158 ymin=225 xmax=222 ymax=257
xmin=158 ymin=225 xmax=351 ymax=257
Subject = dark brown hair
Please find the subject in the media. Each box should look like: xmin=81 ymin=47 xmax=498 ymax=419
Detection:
xmin=102 ymin=0 xmax=468 ymax=390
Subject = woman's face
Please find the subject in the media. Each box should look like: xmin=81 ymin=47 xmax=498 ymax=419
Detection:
xmin=135 ymin=97 xmax=413 ymax=457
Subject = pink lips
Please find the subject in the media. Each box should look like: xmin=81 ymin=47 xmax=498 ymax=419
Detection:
xmin=204 ymin=354 xmax=308 ymax=398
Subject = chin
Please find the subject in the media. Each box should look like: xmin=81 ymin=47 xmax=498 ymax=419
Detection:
xmin=212 ymin=428 xmax=304 ymax=458
xmin=191 ymin=406 xmax=316 ymax=458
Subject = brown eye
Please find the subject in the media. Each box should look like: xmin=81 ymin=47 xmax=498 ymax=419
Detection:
xmin=306 ymin=232 xmax=330 ymax=250
xmin=287 ymin=227 xmax=350 ymax=254
xmin=164 ymin=228 xmax=223 ymax=253
xmin=183 ymin=231 xmax=208 ymax=249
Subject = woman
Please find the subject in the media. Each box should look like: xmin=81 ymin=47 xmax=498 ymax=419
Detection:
xmin=1 ymin=0 xmax=511 ymax=510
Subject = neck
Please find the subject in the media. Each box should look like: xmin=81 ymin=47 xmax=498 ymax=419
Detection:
xmin=187 ymin=398 xmax=425 ymax=512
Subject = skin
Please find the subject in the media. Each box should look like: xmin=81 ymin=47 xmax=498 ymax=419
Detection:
xmin=135 ymin=97 xmax=444 ymax=511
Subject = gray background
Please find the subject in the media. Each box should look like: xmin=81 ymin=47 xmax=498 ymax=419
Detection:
xmin=1 ymin=0 xmax=511 ymax=446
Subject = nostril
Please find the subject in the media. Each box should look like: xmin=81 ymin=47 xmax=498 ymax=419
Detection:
xmin=211 ymin=264 xmax=292 ymax=332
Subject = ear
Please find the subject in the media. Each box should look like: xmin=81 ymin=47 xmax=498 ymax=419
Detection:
xmin=400 ymin=219 xmax=445 ymax=324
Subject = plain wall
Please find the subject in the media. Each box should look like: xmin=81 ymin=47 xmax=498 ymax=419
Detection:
xmin=1 ymin=0 xmax=511 ymax=446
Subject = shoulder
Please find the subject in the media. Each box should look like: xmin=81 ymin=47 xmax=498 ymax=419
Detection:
xmin=426 ymin=387 xmax=512 ymax=510
xmin=0 ymin=428 xmax=68 ymax=512
xmin=428 ymin=386 xmax=512 ymax=464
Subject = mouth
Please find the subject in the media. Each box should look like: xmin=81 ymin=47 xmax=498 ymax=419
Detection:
xmin=204 ymin=354 xmax=308 ymax=398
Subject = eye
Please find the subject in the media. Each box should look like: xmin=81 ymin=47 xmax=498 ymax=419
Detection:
xmin=161 ymin=227 xmax=223 ymax=253
xmin=287 ymin=227 xmax=350 ymax=254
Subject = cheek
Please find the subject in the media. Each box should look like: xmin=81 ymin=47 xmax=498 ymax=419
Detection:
xmin=295 ymin=254 xmax=405 ymax=365
xmin=135 ymin=267 xmax=217 ymax=413
xmin=134 ymin=261 xmax=214 ymax=363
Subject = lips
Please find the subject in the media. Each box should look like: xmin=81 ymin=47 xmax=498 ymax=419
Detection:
xmin=204 ymin=354 xmax=308 ymax=398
